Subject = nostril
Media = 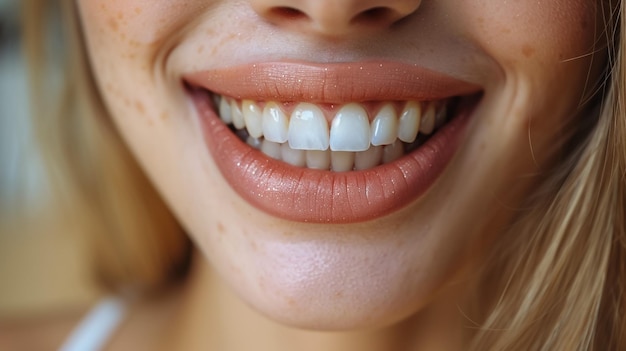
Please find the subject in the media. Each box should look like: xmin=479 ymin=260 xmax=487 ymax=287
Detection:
xmin=351 ymin=7 xmax=396 ymax=26
xmin=269 ymin=6 xmax=309 ymax=21
xmin=255 ymin=2 xmax=421 ymax=36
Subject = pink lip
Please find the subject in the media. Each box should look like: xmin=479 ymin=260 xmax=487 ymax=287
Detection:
xmin=185 ymin=61 xmax=481 ymax=223
xmin=183 ymin=61 xmax=480 ymax=103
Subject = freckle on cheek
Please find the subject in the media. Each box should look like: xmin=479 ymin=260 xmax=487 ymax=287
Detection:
xmin=286 ymin=298 xmax=296 ymax=307
xmin=522 ymin=44 xmax=535 ymax=58
xmin=134 ymin=100 xmax=145 ymax=114
xmin=107 ymin=18 xmax=118 ymax=32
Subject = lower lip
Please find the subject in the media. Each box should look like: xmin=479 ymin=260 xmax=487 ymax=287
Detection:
xmin=191 ymin=89 xmax=477 ymax=224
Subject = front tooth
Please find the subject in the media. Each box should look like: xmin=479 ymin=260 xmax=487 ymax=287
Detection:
xmin=397 ymin=101 xmax=421 ymax=143
xmin=281 ymin=142 xmax=306 ymax=167
xmin=288 ymin=103 xmax=330 ymax=151
xmin=331 ymin=151 xmax=355 ymax=172
xmin=306 ymin=150 xmax=331 ymax=170
xmin=370 ymin=104 xmax=398 ymax=146
xmin=355 ymin=146 xmax=383 ymax=170
xmin=420 ymin=104 xmax=436 ymax=135
xmin=242 ymin=100 xmax=263 ymax=138
xmin=262 ymin=102 xmax=289 ymax=143
xmin=231 ymin=100 xmax=245 ymax=129
xmin=382 ymin=140 xmax=404 ymax=163
xmin=329 ymin=103 xmax=370 ymax=152
xmin=219 ymin=97 xmax=232 ymax=124
xmin=261 ymin=140 xmax=282 ymax=160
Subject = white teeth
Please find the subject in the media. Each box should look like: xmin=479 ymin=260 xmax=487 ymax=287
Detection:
xmin=262 ymin=102 xmax=289 ymax=143
xmin=331 ymin=151 xmax=355 ymax=172
xmin=420 ymin=104 xmax=436 ymax=135
xmin=281 ymin=142 xmax=306 ymax=167
xmin=288 ymin=103 xmax=330 ymax=151
xmin=247 ymin=136 xmax=262 ymax=149
xmin=261 ymin=140 xmax=282 ymax=160
xmin=382 ymin=140 xmax=404 ymax=163
xmin=330 ymin=103 xmax=371 ymax=152
xmin=355 ymin=146 xmax=383 ymax=170
xmin=219 ymin=97 xmax=232 ymax=124
xmin=370 ymin=104 xmax=398 ymax=146
xmin=230 ymin=100 xmax=245 ymax=130
xmin=242 ymin=100 xmax=264 ymax=138
xmin=397 ymin=101 xmax=421 ymax=143
xmin=258 ymin=143 xmax=391 ymax=171
xmin=306 ymin=150 xmax=331 ymax=170
xmin=215 ymin=96 xmax=452 ymax=171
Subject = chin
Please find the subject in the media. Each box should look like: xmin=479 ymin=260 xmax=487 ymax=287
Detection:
xmin=204 ymin=225 xmax=455 ymax=331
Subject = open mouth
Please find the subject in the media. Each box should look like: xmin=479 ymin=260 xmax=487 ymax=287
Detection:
xmin=206 ymin=95 xmax=455 ymax=172
xmin=184 ymin=62 xmax=482 ymax=223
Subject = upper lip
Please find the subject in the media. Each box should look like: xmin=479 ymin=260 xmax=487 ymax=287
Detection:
xmin=185 ymin=60 xmax=483 ymax=223
xmin=183 ymin=61 xmax=482 ymax=103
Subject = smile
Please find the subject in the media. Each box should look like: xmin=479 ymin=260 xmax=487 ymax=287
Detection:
xmin=184 ymin=61 xmax=482 ymax=223
xmin=212 ymin=96 xmax=452 ymax=171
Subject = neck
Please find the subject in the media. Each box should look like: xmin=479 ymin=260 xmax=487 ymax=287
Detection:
xmin=165 ymin=254 xmax=474 ymax=351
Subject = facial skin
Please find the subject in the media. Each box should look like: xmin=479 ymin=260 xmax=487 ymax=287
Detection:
xmin=77 ymin=0 xmax=602 ymax=334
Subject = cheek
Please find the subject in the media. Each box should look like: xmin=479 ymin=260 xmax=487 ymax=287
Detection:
xmin=452 ymin=0 xmax=603 ymax=140
xmin=455 ymin=0 xmax=598 ymax=65
xmin=75 ymin=1 xmax=204 ymax=180
xmin=76 ymin=1 xmax=196 ymax=123
xmin=77 ymin=0 xmax=209 ymax=45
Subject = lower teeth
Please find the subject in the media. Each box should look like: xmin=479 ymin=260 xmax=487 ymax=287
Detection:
xmin=232 ymin=124 xmax=433 ymax=172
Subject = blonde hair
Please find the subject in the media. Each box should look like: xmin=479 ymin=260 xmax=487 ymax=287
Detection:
xmin=22 ymin=0 xmax=190 ymax=292
xmin=21 ymin=0 xmax=626 ymax=349
xmin=469 ymin=1 xmax=626 ymax=349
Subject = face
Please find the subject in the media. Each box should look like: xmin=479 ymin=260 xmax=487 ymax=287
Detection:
xmin=77 ymin=0 xmax=604 ymax=329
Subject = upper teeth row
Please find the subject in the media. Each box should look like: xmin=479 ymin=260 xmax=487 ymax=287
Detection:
xmin=216 ymin=96 xmax=447 ymax=152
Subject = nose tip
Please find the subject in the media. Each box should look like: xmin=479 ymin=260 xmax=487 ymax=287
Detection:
xmin=251 ymin=0 xmax=422 ymax=38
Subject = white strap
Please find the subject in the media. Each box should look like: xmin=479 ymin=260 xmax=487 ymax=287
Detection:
xmin=58 ymin=297 xmax=127 ymax=351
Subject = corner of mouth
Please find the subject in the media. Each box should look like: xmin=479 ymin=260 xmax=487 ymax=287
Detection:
xmin=181 ymin=63 xmax=483 ymax=223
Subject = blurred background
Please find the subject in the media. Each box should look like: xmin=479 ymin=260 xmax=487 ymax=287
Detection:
xmin=0 ymin=0 xmax=99 ymax=322
xmin=0 ymin=0 xmax=39 ymax=202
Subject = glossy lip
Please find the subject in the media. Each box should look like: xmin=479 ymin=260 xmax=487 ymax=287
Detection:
xmin=183 ymin=61 xmax=481 ymax=103
xmin=185 ymin=61 xmax=482 ymax=223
